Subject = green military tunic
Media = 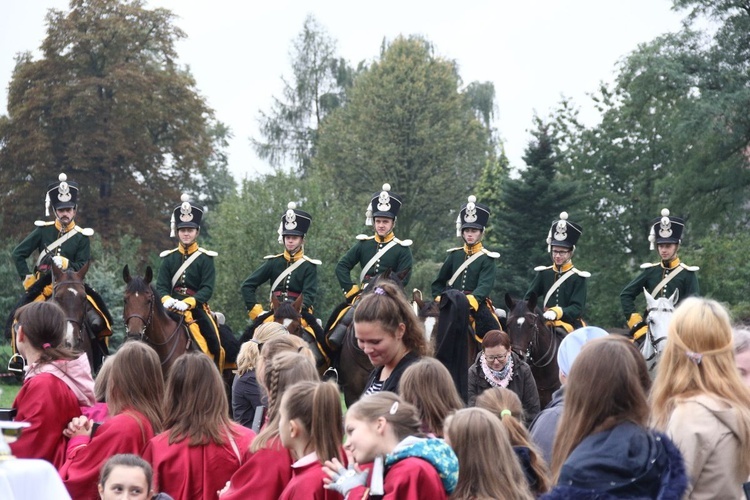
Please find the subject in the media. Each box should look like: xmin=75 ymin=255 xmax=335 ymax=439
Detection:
xmin=241 ymin=250 xmax=320 ymax=311
xmin=431 ymin=243 xmax=499 ymax=303
xmin=525 ymin=261 xmax=589 ymax=327
xmin=12 ymin=221 xmax=92 ymax=278
xmin=156 ymin=242 xmax=217 ymax=306
xmin=620 ymin=258 xmax=699 ymax=318
xmin=335 ymin=233 xmax=413 ymax=293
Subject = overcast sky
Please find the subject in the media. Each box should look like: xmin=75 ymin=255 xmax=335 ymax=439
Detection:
xmin=1 ymin=1 xmax=686 ymax=182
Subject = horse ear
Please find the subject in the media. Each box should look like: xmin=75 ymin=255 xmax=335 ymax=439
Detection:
xmin=145 ymin=266 xmax=153 ymax=284
xmin=504 ymin=293 xmax=515 ymax=310
xmin=51 ymin=261 xmax=64 ymax=282
xmin=123 ymin=265 xmax=131 ymax=284
xmin=292 ymin=293 xmax=304 ymax=312
xmin=75 ymin=260 xmax=90 ymax=280
xmin=527 ymin=292 xmax=538 ymax=311
xmin=397 ymin=268 xmax=410 ymax=282
xmin=412 ymin=289 xmax=424 ymax=309
xmin=669 ymin=288 xmax=679 ymax=305
xmin=271 ymin=294 xmax=280 ymax=311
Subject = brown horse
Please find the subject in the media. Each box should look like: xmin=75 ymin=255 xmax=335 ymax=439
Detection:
xmin=122 ymin=265 xmax=193 ymax=376
xmin=505 ymin=292 xmax=562 ymax=408
xmin=51 ymin=261 xmax=108 ymax=373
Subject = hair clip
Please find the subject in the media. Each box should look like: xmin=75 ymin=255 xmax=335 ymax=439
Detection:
xmin=389 ymin=402 xmax=399 ymax=415
xmin=373 ymin=287 xmax=386 ymax=296
xmin=42 ymin=343 xmax=52 ymax=349
xmin=686 ymin=351 xmax=703 ymax=365
xmin=500 ymin=409 xmax=512 ymax=419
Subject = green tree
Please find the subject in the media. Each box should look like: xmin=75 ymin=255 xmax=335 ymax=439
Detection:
xmin=314 ymin=35 xmax=496 ymax=258
xmin=494 ymin=117 xmax=580 ymax=300
xmin=252 ymin=15 xmax=356 ymax=175
xmin=0 ymin=0 xmax=219 ymax=251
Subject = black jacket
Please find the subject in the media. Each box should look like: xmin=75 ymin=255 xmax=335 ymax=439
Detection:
xmin=362 ymin=351 xmax=421 ymax=397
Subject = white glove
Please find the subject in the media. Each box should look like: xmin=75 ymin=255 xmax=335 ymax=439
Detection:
xmin=172 ymin=300 xmax=189 ymax=312
xmin=325 ymin=464 xmax=369 ymax=496
xmin=163 ymin=298 xmax=177 ymax=310
xmin=52 ymin=255 xmax=64 ymax=268
xmin=543 ymin=310 xmax=557 ymax=321
xmin=495 ymin=308 xmax=507 ymax=319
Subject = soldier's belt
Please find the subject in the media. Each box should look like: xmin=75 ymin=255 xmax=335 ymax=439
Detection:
xmin=272 ymin=290 xmax=300 ymax=299
xmin=173 ymin=287 xmax=196 ymax=296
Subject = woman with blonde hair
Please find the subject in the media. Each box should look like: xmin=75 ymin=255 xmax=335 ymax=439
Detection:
xmin=546 ymin=336 xmax=686 ymax=499
xmin=400 ymin=358 xmax=464 ymax=437
xmin=651 ymin=297 xmax=750 ymax=499
xmin=232 ymin=322 xmax=288 ymax=427
xmin=143 ymin=352 xmax=255 ymax=500
xmin=354 ymin=280 xmax=430 ymax=396
xmin=733 ymin=325 xmax=750 ymax=388
xmin=475 ymin=387 xmax=550 ymax=495
xmin=444 ymin=407 xmax=533 ymax=500
xmin=220 ymin=350 xmax=319 ymax=499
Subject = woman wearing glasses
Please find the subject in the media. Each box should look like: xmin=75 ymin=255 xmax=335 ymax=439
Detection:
xmin=468 ymin=330 xmax=539 ymax=422
xmin=525 ymin=212 xmax=589 ymax=334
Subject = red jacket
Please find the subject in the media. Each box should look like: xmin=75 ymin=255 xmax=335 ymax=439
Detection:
xmin=220 ymin=436 xmax=293 ymax=500
xmin=349 ymin=457 xmax=448 ymax=500
xmin=143 ymin=423 xmax=255 ymax=500
xmin=60 ymin=410 xmax=154 ymax=500
xmin=280 ymin=452 xmax=347 ymax=500
xmin=10 ymin=374 xmax=81 ymax=469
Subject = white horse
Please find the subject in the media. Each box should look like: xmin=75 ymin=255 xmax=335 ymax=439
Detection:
xmin=640 ymin=288 xmax=679 ymax=375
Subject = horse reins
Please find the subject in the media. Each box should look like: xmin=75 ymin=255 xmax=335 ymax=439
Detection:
xmin=53 ymin=281 xmax=87 ymax=344
xmin=124 ymin=292 xmax=187 ymax=367
xmin=642 ymin=305 xmax=671 ymax=363
xmin=511 ymin=313 xmax=558 ymax=368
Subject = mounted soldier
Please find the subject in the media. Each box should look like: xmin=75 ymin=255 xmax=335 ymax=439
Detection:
xmin=525 ymin=211 xmax=590 ymax=334
xmin=240 ymin=202 xmax=327 ymax=366
xmin=7 ymin=173 xmax=112 ymax=371
xmin=621 ymin=208 xmax=699 ymax=341
xmin=156 ymin=194 xmax=223 ymax=370
xmin=432 ymin=195 xmax=501 ymax=341
xmin=335 ymin=183 xmax=413 ymax=302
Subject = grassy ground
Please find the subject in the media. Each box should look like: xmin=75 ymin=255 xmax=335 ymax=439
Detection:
xmin=0 ymin=343 xmax=22 ymax=407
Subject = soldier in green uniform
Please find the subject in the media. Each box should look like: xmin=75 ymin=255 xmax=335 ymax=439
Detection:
xmin=620 ymin=208 xmax=699 ymax=340
xmin=335 ymin=183 xmax=413 ymax=301
xmin=432 ymin=195 xmax=501 ymax=339
xmin=12 ymin=173 xmax=93 ymax=296
xmin=525 ymin=212 xmax=590 ymax=334
xmin=241 ymin=202 xmax=321 ymax=320
xmin=156 ymin=194 xmax=222 ymax=368
xmin=8 ymin=173 xmax=112 ymax=372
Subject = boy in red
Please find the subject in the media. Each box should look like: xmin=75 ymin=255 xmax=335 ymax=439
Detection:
xmin=143 ymin=353 xmax=255 ymax=500
xmin=60 ymin=342 xmax=164 ymax=500
xmin=278 ymin=380 xmax=345 ymax=499
xmin=324 ymin=392 xmax=458 ymax=499
xmin=10 ymin=301 xmax=95 ymax=468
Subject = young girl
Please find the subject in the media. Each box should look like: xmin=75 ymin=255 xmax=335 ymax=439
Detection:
xmin=651 ymin=297 xmax=750 ymax=499
xmin=444 ymin=407 xmax=534 ymax=500
xmin=82 ymin=353 xmax=114 ymax=423
xmin=232 ymin=322 xmax=288 ymax=427
xmin=143 ymin=352 xmax=256 ymax=500
xmin=98 ymin=454 xmax=155 ymax=500
xmin=399 ymin=358 xmax=464 ymax=437
xmin=323 ymin=392 xmax=458 ymax=499
xmin=547 ymin=336 xmax=687 ymax=498
xmin=9 ymin=301 xmax=95 ymax=468
xmin=354 ymin=280 xmax=430 ymax=396
xmin=475 ymin=387 xmax=550 ymax=495
xmin=60 ymin=341 xmax=164 ymax=500
xmin=220 ymin=350 xmax=319 ymax=499
xmin=278 ymin=380 xmax=344 ymax=499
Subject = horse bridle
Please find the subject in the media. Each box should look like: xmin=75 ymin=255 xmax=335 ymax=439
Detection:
xmin=53 ymin=281 xmax=87 ymax=344
xmin=510 ymin=312 xmax=558 ymax=368
xmin=643 ymin=304 xmax=671 ymax=362
xmin=124 ymin=291 xmax=186 ymax=366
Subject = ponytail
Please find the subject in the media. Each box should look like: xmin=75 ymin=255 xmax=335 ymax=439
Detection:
xmin=281 ymin=381 xmax=343 ymax=462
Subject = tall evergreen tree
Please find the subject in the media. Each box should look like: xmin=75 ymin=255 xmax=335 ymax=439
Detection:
xmin=494 ymin=117 xmax=579 ymax=299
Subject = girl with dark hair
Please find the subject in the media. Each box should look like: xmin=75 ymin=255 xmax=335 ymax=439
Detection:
xmin=10 ymin=301 xmax=95 ymax=468
xmin=467 ymin=330 xmax=539 ymax=422
xmin=220 ymin=351 xmax=319 ymax=499
xmin=277 ymin=380 xmax=345 ymax=499
xmin=60 ymin=341 xmax=165 ymax=500
xmin=323 ymin=392 xmax=458 ymax=499
xmin=143 ymin=352 xmax=256 ymax=500
xmin=546 ymin=336 xmax=687 ymax=499
xmin=354 ymin=280 xmax=429 ymax=396
xmin=399 ymin=358 xmax=464 ymax=437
